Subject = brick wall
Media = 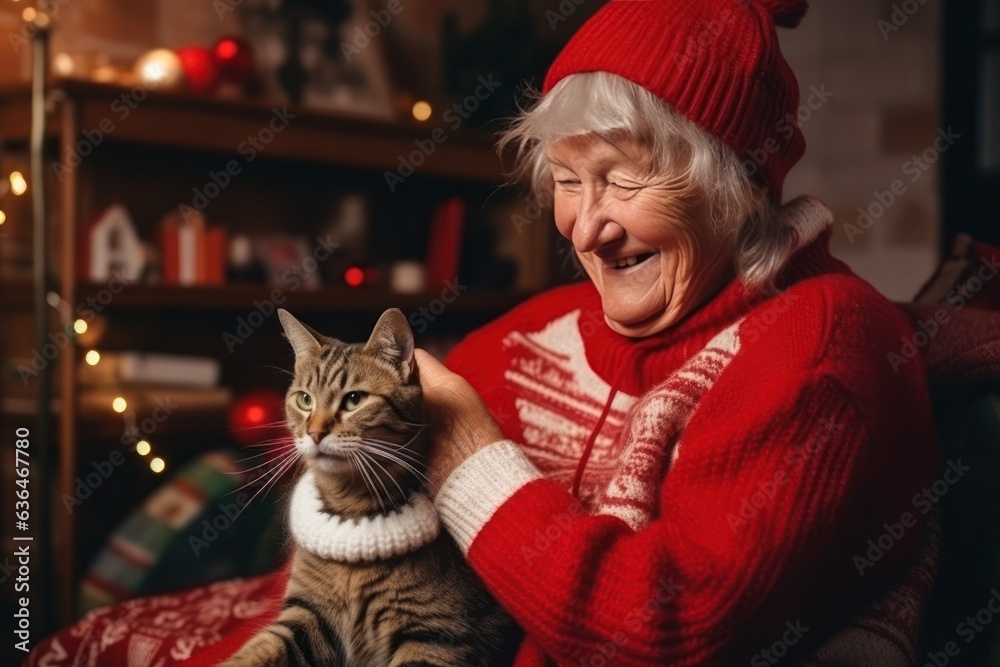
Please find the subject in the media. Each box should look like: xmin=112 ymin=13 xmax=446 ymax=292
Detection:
xmin=780 ymin=0 xmax=942 ymax=300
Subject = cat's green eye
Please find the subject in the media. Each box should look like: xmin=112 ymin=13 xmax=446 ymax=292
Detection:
xmin=342 ymin=391 xmax=367 ymax=412
xmin=295 ymin=391 xmax=313 ymax=411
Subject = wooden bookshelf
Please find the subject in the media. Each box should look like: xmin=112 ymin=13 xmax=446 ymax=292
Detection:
xmin=0 ymin=79 xmax=553 ymax=626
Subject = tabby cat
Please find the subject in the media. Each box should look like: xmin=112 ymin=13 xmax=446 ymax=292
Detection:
xmin=221 ymin=308 xmax=519 ymax=667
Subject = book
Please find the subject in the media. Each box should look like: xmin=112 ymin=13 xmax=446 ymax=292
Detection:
xmin=425 ymin=197 xmax=466 ymax=291
xmin=79 ymin=352 xmax=220 ymax=388
xmin=159 ymin=211 xmax=226 ymax=286
xmin=77 ymin=385 xmax=232 ymax=417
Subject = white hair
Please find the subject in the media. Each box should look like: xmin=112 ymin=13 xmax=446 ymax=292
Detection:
xmin=498 ymin=72 xmax=791 ymax=293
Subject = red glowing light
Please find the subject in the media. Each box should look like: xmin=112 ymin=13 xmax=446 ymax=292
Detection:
xmin=345 ymin=267 xmax=365 ymax=287
xmin=216 ymin=39 xmax=239 ymax=59
xmin=246 ymin=406 xmax=264 ymax=423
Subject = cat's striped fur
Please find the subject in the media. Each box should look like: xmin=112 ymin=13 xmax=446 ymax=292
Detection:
xmin=221 ymin=309 xmax=519 ymax=667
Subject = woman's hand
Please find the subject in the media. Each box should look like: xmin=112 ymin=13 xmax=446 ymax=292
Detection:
xmin=414 ymin=349 xmax=504 ymax=498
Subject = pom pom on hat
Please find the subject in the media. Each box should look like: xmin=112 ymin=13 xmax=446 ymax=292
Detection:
xmin=755 ymin=0 xmax=809 ymax=28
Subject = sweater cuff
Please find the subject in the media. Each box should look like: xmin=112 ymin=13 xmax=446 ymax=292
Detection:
xmin=435 ymin=439 xmax=543 ymax=553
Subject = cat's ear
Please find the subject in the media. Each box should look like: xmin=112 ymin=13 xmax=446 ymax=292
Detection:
xmin=278 ymin=309 xmax=323 ymax=358
xmin=364 ymin=308 xmax=415 ymax=379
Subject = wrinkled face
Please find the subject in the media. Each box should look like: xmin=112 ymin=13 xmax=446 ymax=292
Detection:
xmin=548 ymin=133 xmax=735 ymax=337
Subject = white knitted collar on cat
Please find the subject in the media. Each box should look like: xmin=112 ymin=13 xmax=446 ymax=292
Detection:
xmin=289 ymin=471 xmax=440 ymax=563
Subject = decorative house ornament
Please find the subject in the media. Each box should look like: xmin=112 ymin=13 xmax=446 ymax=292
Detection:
xmin=81 ymin=205 xmax=146 ymax=283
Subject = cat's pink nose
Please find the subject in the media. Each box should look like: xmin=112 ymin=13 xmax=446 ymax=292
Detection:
xmin=308 ymin=431 xmax=325 ymax=445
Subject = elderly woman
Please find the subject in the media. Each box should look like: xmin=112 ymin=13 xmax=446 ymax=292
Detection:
xmin=25 ymin=0 xmax=939 ymax=665
xmin=414 ymin=0 xmax=938 ymax=664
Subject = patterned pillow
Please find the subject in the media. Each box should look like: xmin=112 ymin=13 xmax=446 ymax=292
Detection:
xmin=915 ymin=234 xmax=1000 ymax=311
xmin=897 ymin=234 xmax=1000 ymax=390
xmin=78 ymin=450 xmax=286 ymax=615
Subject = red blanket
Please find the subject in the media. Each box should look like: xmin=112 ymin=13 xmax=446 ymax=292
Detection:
xmin=24 ymin=566 xmax=289 ymax=667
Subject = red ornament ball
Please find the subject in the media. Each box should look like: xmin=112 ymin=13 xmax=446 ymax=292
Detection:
xmin=344 ymin=266 xmax=365 ymax=288
xmin=228 ymin=388 xmax=288 ymax=447
xmin=175 ymin=46 xmax=219 ymax=95
xmin=213 ymin=36 xmax=255 ymax=85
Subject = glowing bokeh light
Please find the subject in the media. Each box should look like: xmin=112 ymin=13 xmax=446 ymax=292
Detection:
xmin=344 ymin=266 xmax=365 ymax=287
xmin=411 ymin=100 xmax=432 ymax=122
xmin=10 ymin=171 xmax=27 ymax=196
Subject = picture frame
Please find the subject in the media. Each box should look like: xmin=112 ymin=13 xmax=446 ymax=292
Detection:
xmin=299 ymin=0 xmax=397 ymax=120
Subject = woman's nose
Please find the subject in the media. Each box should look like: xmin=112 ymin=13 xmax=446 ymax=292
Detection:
xmin=572 ymin=194 xmax=624 ymax=253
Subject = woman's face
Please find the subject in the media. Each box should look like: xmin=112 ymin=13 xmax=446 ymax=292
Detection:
xmin=547 ymin=133 xmax=735 ymax=338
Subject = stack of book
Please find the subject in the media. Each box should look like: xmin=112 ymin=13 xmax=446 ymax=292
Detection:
xmin=78 ymin=352 xmax=231 ymax=417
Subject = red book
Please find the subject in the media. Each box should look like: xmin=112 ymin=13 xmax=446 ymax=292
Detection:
xmin=425 ymin=197 xmax=465 ymax=291
xmin=159 ymin=218 xmax=180 ymax=285
xmin=202 ymin=226 xmax=227 ymax=285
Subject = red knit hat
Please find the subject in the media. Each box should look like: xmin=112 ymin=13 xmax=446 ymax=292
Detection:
xmin=542 ymin=0 xmax=809 ymax=202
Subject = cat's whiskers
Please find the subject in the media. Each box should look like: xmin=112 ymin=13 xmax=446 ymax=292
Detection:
xmin=232 ymin=443 xmax=298 ymax=464
xmin=359 ymin=435 xmax=424 ymax=455
xmin=355 ymin=443 xmax=435 ymax=491
xmin=388 ymin=424 xmax=429 ymax=447
xmin=246 ymin=437 xmax=297 ymax=447
xmin=235 ymin=451 xmax=301 ymax=519
xmin=357 ymin=451 xmax=409 ymax=508
xmin=227 ymin=445 xmax=301 ymax=474
xmin=227 ymin=420 xmax=290 ymax=434
xmin=369 ymin=459 xmax=409 ymax=503
xmin=259 ymin=364 xmax=294 ymax=377
xmin=351 ymin=450 xmax=389 ymax=514
xmin=357 ymin=450 xmax=398 ymax=513
xmin=359 ymin=440 xmax=427 ymax=470
xmin=344 ymin=451 xmax=370 ymax=504
xmin=360 ymin=436 xmax=427 ymax=460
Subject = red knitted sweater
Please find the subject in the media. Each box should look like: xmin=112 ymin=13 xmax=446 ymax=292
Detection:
xmin=432 ymin=196 xmax=939 ymax=665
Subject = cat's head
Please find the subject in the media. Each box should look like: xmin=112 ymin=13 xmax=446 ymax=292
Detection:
xmin=278 ymin=308 xmax=425 ymax=511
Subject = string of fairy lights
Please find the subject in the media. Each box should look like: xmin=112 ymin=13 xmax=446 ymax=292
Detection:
xmin=0 ymin=169 xmax=26 ymax=226
xmin=3 ymin=134 xmax=166 ymax=474
xmin=69 ymin=317 xmax=168 ymax=475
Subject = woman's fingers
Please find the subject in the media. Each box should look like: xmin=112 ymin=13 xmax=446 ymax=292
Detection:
xmin=414 ymin=348 xmax=456 ymax=389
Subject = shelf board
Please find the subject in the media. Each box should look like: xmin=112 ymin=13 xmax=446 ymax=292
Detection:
xmin=0 ymin=278 xmax=534 ymax=314
xmin=0 ymin=279 xmax=535 ymax=316
xmin=0 ymin=79 xmax=508 ymax=182
xmin=75 ymin=282 xmax=534 ymax=314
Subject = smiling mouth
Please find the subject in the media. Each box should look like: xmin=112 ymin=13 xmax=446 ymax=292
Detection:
xmin=607 ymin=252 xmax=656 ymax=270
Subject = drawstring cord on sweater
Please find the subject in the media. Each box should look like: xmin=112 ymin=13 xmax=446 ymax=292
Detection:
xmin=569 ymin=369 xmax=625 ymax=499
xmin=569 ymin=336 xmax=665 ymax=500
